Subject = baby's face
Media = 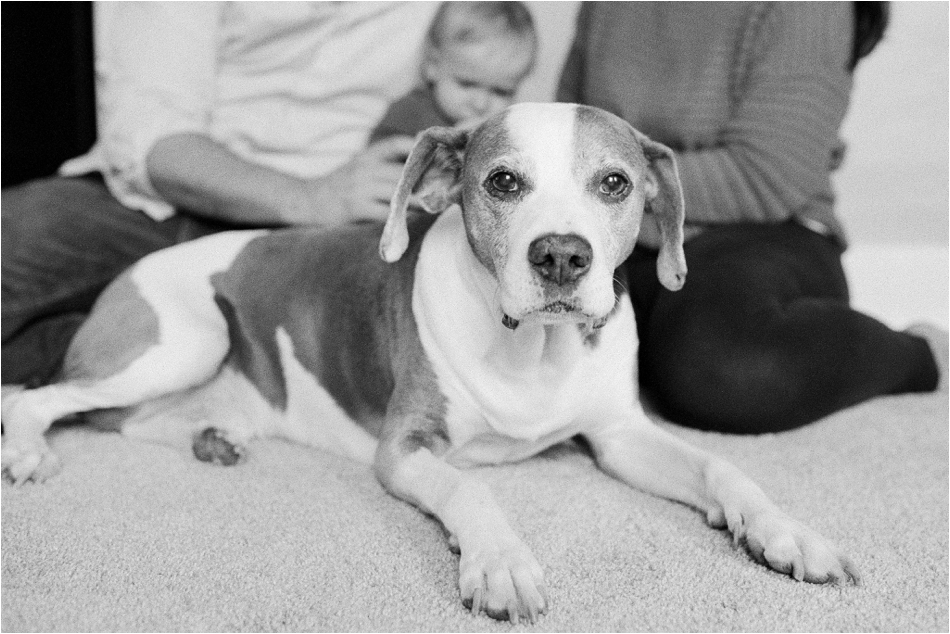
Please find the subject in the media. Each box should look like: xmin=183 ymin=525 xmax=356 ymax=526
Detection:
xmin=425 ymin=36 xmax=535 ymax=126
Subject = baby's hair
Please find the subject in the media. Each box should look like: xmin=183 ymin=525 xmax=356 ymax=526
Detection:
xmin=427 ymin=1 xmax=536 ymax=51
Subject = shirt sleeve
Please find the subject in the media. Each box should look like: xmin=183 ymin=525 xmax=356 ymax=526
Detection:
xmin=676 ymin=3 xmax=853 ymax=226
xmin=93 ymin=2 xmax=223 ymax=220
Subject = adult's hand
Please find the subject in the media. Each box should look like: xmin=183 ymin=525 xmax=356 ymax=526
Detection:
xmin=300 ymin=135 xmax=416 ymax=224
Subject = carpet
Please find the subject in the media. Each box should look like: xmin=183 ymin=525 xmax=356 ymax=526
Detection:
xmin=2 ymin=388 xmax=946 ymax=632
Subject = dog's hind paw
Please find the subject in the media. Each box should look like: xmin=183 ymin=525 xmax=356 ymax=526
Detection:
xmin=459 ymin=540 xmax=549 ymax=624
xmin=1 ymin=439 xmax=61 ymax=485
xmin=738 ymin=509 xmax=860 ymax=585
xmin=192 ymin=427 xmax=246 ymax=466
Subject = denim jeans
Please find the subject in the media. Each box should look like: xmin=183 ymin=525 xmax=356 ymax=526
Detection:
xmin=1 ymin=175 xmax=231 ymax=385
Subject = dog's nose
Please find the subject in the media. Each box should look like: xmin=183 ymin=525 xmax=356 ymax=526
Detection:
xmin=527 ymin=233 xmax=593 ymax=285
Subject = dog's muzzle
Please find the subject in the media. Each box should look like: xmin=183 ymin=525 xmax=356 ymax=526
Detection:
xmin=500 ymin=233 xmax=607 ymax=332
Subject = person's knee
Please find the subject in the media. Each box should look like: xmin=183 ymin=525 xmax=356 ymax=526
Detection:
xmin=641 ymin=331 xmax=814 ymax=433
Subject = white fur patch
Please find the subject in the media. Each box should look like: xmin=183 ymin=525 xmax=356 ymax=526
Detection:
xmin=131 ymin=231 xmax=267 ymax=336
xmin=504 ymin=103 xmax=579 ymax=201
xmin=103 ymin=231 xmax=270 ymax=398
xmin=271 ymin=328 xmax=378 ymax=464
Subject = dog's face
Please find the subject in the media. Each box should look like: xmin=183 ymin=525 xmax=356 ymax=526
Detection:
xmin=380 ymin=103 xmax=686 ymax=329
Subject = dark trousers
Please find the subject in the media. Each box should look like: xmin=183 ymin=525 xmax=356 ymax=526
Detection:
xmin=1 ymin=175 xmax=233 ymax=385
xmin=627 ymin=222 xmax=939 ymax=433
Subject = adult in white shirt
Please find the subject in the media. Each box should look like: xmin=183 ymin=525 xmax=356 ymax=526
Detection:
xmin=2 ymin=2 xmax=439 ymax=386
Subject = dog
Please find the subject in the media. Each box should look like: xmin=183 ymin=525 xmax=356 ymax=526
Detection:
xmin=2 ymin=103 xmax=857 ymax=623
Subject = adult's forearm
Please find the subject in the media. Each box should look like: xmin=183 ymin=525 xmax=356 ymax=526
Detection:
xmin=146 ymin=133 xmax=340 ymax=226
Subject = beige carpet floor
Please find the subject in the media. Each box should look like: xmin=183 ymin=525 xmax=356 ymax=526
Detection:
xmin=2 ymin=390 xmax=947 ymax=632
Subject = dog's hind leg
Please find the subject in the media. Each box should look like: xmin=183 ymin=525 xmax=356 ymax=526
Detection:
xmin=2 ymin=261 xmax=234 ymax=483
xmin=115 ymin=365 xmax=263 ymax=466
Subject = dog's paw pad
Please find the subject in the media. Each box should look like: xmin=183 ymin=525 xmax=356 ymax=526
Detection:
xmin=192 ymin=427 xmax=245 ymax=466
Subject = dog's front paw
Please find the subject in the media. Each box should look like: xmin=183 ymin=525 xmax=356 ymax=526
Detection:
xmin=731 ymin=508 xmax=859 ymax=585
xmin=1 ymin=437 xmax=61 ymax=485
xmin=458 ymin=540 xmax=549 ymax=624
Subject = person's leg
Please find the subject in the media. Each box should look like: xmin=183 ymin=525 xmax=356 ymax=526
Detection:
xmin=627 ymin=222 xmax=939 ymax=433
xmin=1 ymin=176 xmax=185 ymax=386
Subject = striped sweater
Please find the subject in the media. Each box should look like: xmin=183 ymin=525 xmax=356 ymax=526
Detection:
xmin=557 ymin=2 xmax=854 ymax=246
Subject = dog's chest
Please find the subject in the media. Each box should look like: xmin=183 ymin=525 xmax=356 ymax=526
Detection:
xmin=433 ymin=318 xmax=637 ymax=465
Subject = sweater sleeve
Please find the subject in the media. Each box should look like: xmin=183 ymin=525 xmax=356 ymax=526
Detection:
xmin=367 ymin=88 xmax=450 ymax=145
xmin=676 ymin=3 xmax=853 ymax=226
xmin=555 ymin=3 xmax=592 ymax=104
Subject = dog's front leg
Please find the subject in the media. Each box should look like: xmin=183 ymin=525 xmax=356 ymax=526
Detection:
xmin=584 ymin=412 xmax=859 ymax=585
xmin=375 ymin=435 xmax=548 ymax=623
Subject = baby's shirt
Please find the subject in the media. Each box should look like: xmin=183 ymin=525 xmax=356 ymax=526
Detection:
xmin=368 ymin=86 xmax=454 ymax=145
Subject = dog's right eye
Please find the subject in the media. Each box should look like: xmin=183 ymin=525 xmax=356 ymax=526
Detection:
xmin=486 ymin=171 xmax=519 ymax=195
xmin=600 ymin=173 xmax=630 ymax=198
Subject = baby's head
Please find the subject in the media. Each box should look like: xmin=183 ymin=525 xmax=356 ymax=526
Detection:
xmin=423 ymin=2 xmax=537 ymax=126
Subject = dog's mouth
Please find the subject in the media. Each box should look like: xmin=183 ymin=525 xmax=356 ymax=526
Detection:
xmin=502 ymin=301 xmax=609 ymax=331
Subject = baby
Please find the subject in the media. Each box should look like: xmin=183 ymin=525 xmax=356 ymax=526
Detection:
xmin=369 ymin=1 xmax=537 ymax=143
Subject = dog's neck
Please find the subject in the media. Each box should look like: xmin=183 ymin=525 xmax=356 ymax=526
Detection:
xmin=412 ymin=207 xmax=624 ymax=442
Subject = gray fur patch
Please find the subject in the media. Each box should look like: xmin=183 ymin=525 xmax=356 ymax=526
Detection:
xmin=60 ymin=272 xmax=161 ymax=382
xmin=209 ymin=215 xmax=446 ymax=445
xmin=460 ymin=115 xmax=519 ymax=275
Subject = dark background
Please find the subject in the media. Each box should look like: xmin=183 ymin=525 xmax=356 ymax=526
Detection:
xmin=2 ymin=1 xmax=96 ymax=187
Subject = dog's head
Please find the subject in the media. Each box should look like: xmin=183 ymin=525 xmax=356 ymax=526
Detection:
xmin=380 ymin=102 xmax=686 ymax=329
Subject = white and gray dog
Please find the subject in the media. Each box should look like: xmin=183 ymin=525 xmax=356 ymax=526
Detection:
xmin=2 ymin=103 xmax=857 ymax=623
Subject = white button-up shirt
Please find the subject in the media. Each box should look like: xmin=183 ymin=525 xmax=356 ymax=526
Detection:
xmin=61 ymin=1 xmax=439 ymax=220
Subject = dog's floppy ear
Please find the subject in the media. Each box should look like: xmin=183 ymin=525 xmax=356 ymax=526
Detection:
xmin=633 ymin=130 xmax=687 ymax=291
xmin=379 ymin=126 xmax=469 ymax=262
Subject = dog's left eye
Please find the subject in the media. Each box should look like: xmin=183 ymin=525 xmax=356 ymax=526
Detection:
xmin=600 ymin=173 xmax=629 ymax=197
xmin=487 ymin=171 xmax=519 ymax=195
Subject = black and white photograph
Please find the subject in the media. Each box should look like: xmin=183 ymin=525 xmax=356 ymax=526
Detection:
xmin=2 ymin=2 xmax=947 ymax=631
